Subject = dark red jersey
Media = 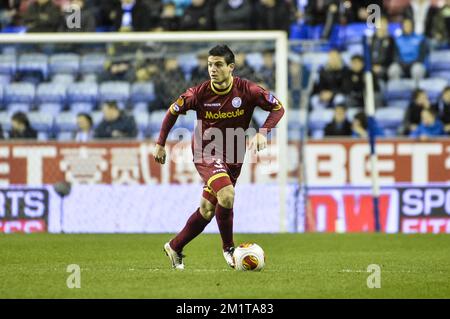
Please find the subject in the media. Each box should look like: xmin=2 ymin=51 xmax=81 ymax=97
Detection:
xmin=168 ymin=77 xmax=283 ymax=164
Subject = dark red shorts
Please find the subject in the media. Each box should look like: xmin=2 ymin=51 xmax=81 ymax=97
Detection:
xmin=195 ymin=158 xmax=242 ymax=206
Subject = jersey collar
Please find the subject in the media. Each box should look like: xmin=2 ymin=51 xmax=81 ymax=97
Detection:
xmin=210 ymin=77 xmax=234 ymax=95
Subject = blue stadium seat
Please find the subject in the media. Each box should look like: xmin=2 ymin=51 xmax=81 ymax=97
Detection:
xmin=81 ymin=73 xmax=97 ymax=82
xmin=430 ymin=71 xmax=450 ymax=84
xmin=17 ymin=53 xmax=48 ymax=80
xmin=49 ymin=53 xmax=80 ymax=75
xmin=344 ymin=23 xmax=368 ymax=45
xmin=36 ymin=82 xmax=66 ymax=104
xmin=251 ymin=108 xmax=267 ymax=127
xmin=7 ymin=103 xmax=31 ymax=114
xmin=0 ymin=74 xmax=11 ymax=86
xmin=133 ymin=111 xmax=150 ymax=134
xmin=418 ymin=78 xmax=449 ymax=103
xmin=246 ymin=52 xmax=263 ymax=72
xmin=55 ymin=111 xmax=77 ymax=132
xmin=384 ymin=79 xmax=416 ymax=101
xmin=70 ymin=102 xmax=94 ymax=113
xmin=288 ymin=109 xmax=302 ymax=131
xmin=309 ymin=108 xmax=334 ymax=131
xmin=4 ymin=82 xmax=35 ymax=104
xmin=80 ymin=53 xmax=106 ymax=74
xmin=177 ymin=53 xmax=198 ymax=75
xmin=51 ymin=73 xmax=76 ymax=85
xmin=429 ymin=50 xmax=450 ymax=73
xmin=57 ymin=131 xmax=74 ymax=141
xmin=130 ymin=82 xmax=155 ymax=103
xmin=91 ymin=110 xmax=103 ymax=127
xmin=133 ymin=102 xmax=148 ymax=112
xmin=180 ymin=110 xmax=197 ymax=131
xmin=149 ymin=110 xmax=167 ymax=133
xmin=301 ymin=52 xmax=329 ymax=70
xmin=67 ymin=82 xmax=98 ymax=103
xmin=0 ymin=54 xmax=16 ymax=75
xmin=375 ymin=107 xmax=405 ymax=136
xmin=99 ymin=81 xmax=130 ymax=103
xmin=0 ymin=111 xmax=11 ymax=131
xmin=39 ymin=103 xmax=63 ymax=117
xmin=28 ymin=111 xmax=54 ymax=133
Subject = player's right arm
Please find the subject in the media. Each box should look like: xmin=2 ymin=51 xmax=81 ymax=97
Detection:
xmin=153 ymin=88 xmax=198 ymax=165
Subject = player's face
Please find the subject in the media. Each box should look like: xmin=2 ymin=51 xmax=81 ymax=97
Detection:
xmin=208 ymin=56 xmax=234 ymax=85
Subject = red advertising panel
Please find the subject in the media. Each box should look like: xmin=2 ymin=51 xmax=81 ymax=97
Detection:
xmin=1 ymin=139 xmax=450 ymax=185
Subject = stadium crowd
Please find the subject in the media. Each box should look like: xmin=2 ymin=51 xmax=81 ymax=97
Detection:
xmin=0 ymin=0 xmax=449 ymax=141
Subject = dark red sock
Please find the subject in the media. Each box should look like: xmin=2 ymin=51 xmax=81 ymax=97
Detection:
xmin=170 ymin=208 xmax=210 ymax=252
xmin=215 ymin=204 xmax=234 ymax=250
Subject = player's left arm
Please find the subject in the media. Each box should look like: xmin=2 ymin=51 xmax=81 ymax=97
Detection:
xmin=249 ymin=85 xmax=285 ymax=152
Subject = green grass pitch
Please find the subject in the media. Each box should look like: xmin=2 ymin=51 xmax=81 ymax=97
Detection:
xmin=0 ymin=233 xmax=449 ymax=298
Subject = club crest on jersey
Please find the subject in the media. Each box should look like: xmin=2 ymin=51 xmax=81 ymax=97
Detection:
xmin=232 ymin=97 xmax=242 ymax=108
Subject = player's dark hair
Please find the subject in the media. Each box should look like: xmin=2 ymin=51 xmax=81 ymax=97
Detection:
xmin=77 ymin=112 xmax=93 ymax=127
xmin=209 ymin=45 xmax=235 ymax=65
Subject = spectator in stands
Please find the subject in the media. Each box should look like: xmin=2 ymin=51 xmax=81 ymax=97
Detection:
xmin=403 ymin=0 xmax=438 ymax=38
xmin=9 ymin=111 xmax=37 ymax=139
xmin=59 ymin=0 xmax=96 ymax=32
xmin=437 ymin=86 xmax=450 ymax=134
xmin=0 ymin=0 xmax=21 ymax=30
xmin=432 ymin=0 xmax=450 ymax=45
xmin=311 ymin=49 xmax=348 ymax=109
xmin=75 ymin=113 xmax=94 ymax=142
xmin=254 ymin=0 xmax=296 ymax=34
xmin=151 ymin=57 xmax=187 ymax=111
xmin=259 ymin=49 xmax=275 ymax=91
xmin=214 ymin=0 xmax=252 ymax=31
xmin=158 ymin=2 xmax=181 ymax=31
xmin=234 ymin=51 xmax=256 ymax=82
xmin=304 ymin=0 xmax=355 ymax=39
xmin=23 ymin=0 xmax=61 ymax=33
xmin=190 ymin=51 xmax=208 ymax=85
xmin=99 ymin=59 xmax=134 ymax=82
xmin=343 ymin=54 xmax=379 ymax=108
xmin=324 ymin=104 xmax=352 ymax=136
xmin=94 ymin=101 xmax=137 ymax=139
xmin=403 ymin=89 xmax=437 ymax=135
xmin=370 ymin=15 xmax=395 ymax=83
xmin=388 ymin=18 xmax=427 ymax=82
xmin=105 ymin=0 xmax=161 ymax=32
xmin=0 ymin=124 xmax=4 ymax=139
xmin=132 ymin=60 xmax=160 ymax=83
xmin=352 ymin=111 xmax=368 ymax=138
xmin=180 ymin=0 xmax=213 ymax=31
xmin=351 ymin=111 xmax=384 ymax=138
xmin=162 ymin=0 xmax=191 ymax=16
xmin=409 ymin=108 xmax=444 ymax=141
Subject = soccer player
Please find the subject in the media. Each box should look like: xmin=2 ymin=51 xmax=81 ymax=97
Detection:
xmin=154 ymin=45 xmax=284 ymax=270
